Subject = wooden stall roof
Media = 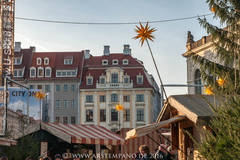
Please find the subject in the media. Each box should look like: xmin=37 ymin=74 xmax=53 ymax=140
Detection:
xmin=0 ymin=138 xmax=16 ymax=146
xmin=157 ymin=95 xmax=221 ymax=124
xmin=125 ymin=116 xmax=185 ymax=140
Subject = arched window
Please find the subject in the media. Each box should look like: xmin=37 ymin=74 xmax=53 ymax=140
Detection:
xmin=37 ymin=58 xmax=42 ymax=65
xmin=44 ymin=57 xmax=49 ymax=65
xmin=45 ymin=67 xmax=52 ymax=77
xmin=30 ymin=67 xmax=36 ymax=77
xmin=38 ymin=67 xmax=44 ymax=77
xmin=194 ymin=69 xmax=202 ymax=94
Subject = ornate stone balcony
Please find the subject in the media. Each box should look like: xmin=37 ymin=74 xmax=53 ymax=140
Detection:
xmin=96 ymin=81 xmax=133 ymax=89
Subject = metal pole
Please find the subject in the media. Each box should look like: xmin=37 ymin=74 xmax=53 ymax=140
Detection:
xmin=118 ymin=111 xmax=120 ymax=130
xmin=27 ymin=88 xmax=29 ymax=124
xmin=160 ymin=85 xmax=164 ymax=108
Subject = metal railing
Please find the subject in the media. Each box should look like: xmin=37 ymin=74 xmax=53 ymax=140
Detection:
xmin=96 ymin=82 xmax=133 ymax=89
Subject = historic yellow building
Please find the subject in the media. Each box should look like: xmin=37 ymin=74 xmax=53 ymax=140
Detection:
xmin=79 ymin=45 xmax=161 ymax=131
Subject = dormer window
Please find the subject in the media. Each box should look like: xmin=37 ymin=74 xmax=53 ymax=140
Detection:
xmin=123 ymin=75 xmax=130 ymax=83
xmin=112 ymin=59 xmax=118 ymax=65
xmin=38 ymin=67 xmax=44 ymax=77
xmin=102 ymin=59 xmax=108 ymax=65
xmin=30 ymin=67 xmax=36 ymax=77
xmin=64 ymin=57 xmax=73 ymax=65
xmin=13 ymin=68 xmax=24 ymax=77
xmin=137 ymin=74 xmax=143 ymax=84
xmin=87 ymin=75 xmax=93 ymax=85
xmin=44 ymin=58 xmax=49 ymax=65
xmin=37 ymin=58 xmax=42 ymax=65
xmin=14 ymin=57 xmax=22 ymax=65
xmin=123 ymin=59 xmax=129 ymax=65
xmin=45 ymin=67 xmax=52 ymax=77
xmin=56 ymin=69 xmax=77 ymax=77
xmin=99 ymin=76 xmax=105 ymax=84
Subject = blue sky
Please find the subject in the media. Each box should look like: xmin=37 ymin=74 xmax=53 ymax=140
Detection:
xmin=15 ymin=0 xmax=218 ymax=96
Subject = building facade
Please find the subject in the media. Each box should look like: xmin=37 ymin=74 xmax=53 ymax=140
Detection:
xmin=79 ymin=45 xmax=160 ymax=131
xmin=13 ymin=43 xmax=84 ymax=124
xmin=13 ymin=43 xmax=161 ymax=129
xmin=182 ymin=31 xmax=218 ymax=94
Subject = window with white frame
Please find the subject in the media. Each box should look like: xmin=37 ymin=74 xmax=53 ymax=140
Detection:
xmin=124 ymin=109 xmax=130 ymax=121
xmin=136 ymin=94 xmax=144 ymax=102
xmin=64 ymin=57 xmax=73 ymax=65
xmin=56 ymin=70 xmax=77 ymax=77
xmin=44 ymin=57 xmax=49 ymax=65
xmin=56 ymin=100 xmax=60 ymax=109
xmin=14 ymin=57 xmax=22 ymax=65
xmin=13 ymin=68 xmax=24 ymax=77
xmin=111 ymin=93 xmax=118 ymax=102
xmin=137 ymin=75 xmax=143 ymax=84
xmin=194 ymin=69 xmax=202 ymax=94
xmin=86 ymin=109 xmax=93 ymax=122
xmin=111 ymin=73 xmax=118 ymax=83
xmin=123 ymin=75 xmax=130 ymax=83
xmin=86 ymin=95 xmax=93 ymax=103
xmin=86 ymin=76 xmax=93 ymax=85
xmin=102 ymin=59 xmax=108 ymax=65
xmin=136 ymin=108 xmax=144 ymax=121
xmin=45 ymin=67 xmax=51 ymax=77
xmin=99 ymin=76 xmax=105 ymax=84
xmin=38 ymin=67 xmax=44 ymax=77
xmin=30 ymin=67 xmax=36 ymax=77
xmin=37 ymin=58 xmax=42 ymax=65
xmin=111 ymin=109 xmax=118 ymax=121
xmin=123 ymin=59 xmax=129 ymax=65
xmin=112 ymin=59 xmax=118 ymax=65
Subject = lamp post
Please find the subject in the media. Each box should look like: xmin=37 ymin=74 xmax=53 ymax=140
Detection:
xmin=35 ymin=91 xmax=46 ymax=121
xmin=116 ymin=104 xmax=124 ymax=130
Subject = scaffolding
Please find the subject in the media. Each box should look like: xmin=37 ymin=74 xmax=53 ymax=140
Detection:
xmin=0 ymin=0 xmax=15 ymax=136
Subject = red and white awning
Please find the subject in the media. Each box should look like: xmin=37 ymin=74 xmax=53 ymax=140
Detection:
xmin=41 ymin=122 xmax=124 ymax=146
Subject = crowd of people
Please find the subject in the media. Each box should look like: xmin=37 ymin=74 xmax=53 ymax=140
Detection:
xmin=136 ymin=144 xmax=177 ymax=160
xmin=0 ymin=144 xmax=177 ymax=160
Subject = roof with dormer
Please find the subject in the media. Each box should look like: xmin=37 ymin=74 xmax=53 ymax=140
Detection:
xmin=13 ymin=48 xmax=156 ymax=90
xmin=80 ymin=53 xmax=153 ymax=89
xmin=18 ymin=51 xmax=85 ymax=80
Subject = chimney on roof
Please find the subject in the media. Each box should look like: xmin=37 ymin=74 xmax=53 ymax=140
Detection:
xmin=84 ymin=50 xmax=91 ymax=59
xmin=16 ymin=109 xmax=23 ymax=115
xmin=14 ymin=42 xmax=21 ymax=52
xmin=123 ymin=44 xmax=131 ymax=55
xmin=103 ymin=45 xmax=110 ymax=56
xmin=30 ymin=46 xmax=36 ymax=52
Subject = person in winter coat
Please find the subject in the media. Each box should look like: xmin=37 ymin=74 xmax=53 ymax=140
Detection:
xmin=136 ymin=145 xmax=154 ymax=160
xmin=154 ymin=145 xmax=166 ymax=160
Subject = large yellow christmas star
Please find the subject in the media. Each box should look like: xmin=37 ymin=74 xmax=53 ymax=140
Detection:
xmin=35 ymin=91 xmax=46 ymax=99
xmin=116 ymin=104 xmax=124 ymax=111
xmin=134 ymin=22 xmax=156 ymax=46
xmin=205 ymin=86 xmax=214 ymax=95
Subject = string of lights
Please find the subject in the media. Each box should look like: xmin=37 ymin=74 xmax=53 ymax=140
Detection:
xmin=15 ymin=13 xmax=213 ymax=25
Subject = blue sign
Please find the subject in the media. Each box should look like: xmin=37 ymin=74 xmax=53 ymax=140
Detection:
xmin=0 ymin=87 xmax=41 ymax=120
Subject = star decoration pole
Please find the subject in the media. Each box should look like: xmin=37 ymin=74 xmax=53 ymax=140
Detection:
xmin=116 ymin=104 xmax=124 ymax=130
xmin=134 ymin=22 xmax=168 ymax=101
xmin=35 ymin=91 xmax=46 ymax=121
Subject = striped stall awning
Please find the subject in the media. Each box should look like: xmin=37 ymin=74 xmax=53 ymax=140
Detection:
xmin=41 ymin=122 xmax=124 ymax=146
